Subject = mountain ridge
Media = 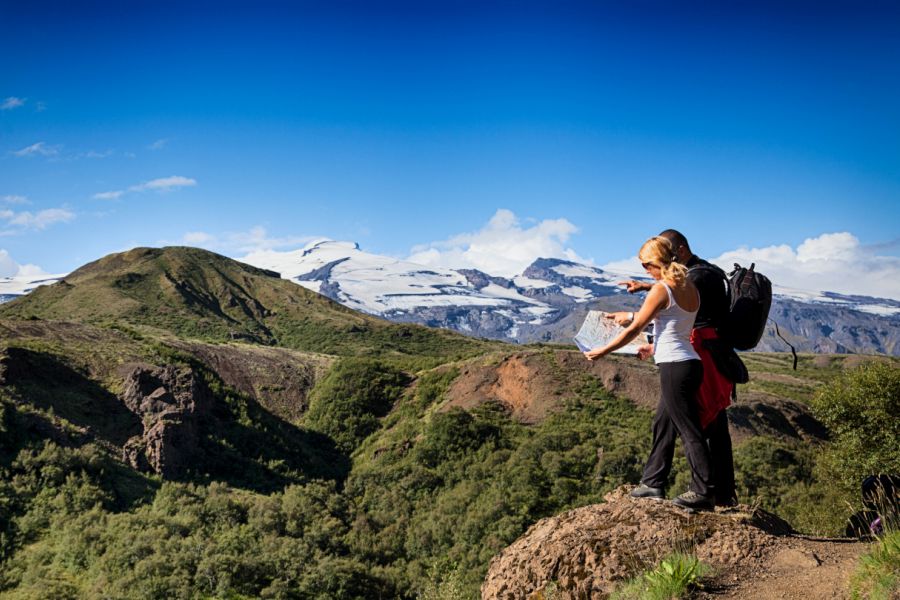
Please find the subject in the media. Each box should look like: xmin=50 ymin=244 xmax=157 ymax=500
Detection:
xmin=0 ymin=245 xmax=492 ymax=363
xmin=2 ymin=241 xmax=898 ymax=355
xmin=242 ymin=240 xmax=900 ymax=355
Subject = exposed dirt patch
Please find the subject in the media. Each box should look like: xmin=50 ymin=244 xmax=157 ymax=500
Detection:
xmin=172 ymin=341 xmax=333 ymax=422
xmin=726 ymin=391 xmax=828 ymax=444
xmin=751 ymin=372 xmax=818 ymax=386
xmin=481 ymin=486 xmax=867 ymax=600
xmin=443 ymin=350 xmax=662 ymax=423
xmin=443 ymin=352 xmax=571 ymax=423
xmin=0 ymin=318 xmax=333 ymax=427
xmin=442 ymin=350 xmax=826 ymax=447
xmin=812 ymin=355 xmax=833 ymax=369
xmin=695 ymin=535 xmax=865 ymax=600
xmin=557 ymin=351 xmax=661 ymax=411
xmin=841 ymin=354 xmax=892 ymax=370
xmin=0 ymin=319 xmax=128 ymax=347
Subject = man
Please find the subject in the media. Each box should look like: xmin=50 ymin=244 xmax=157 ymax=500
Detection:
xmin=618 ymin=229 xmax=737 ymax=507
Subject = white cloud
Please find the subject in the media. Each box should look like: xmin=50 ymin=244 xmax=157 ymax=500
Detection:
xmin=709 ymin=232 xmax=900 ymax=300
xmin=183 ymin=231 xmax=215 ymax=244
xmin=83 ymin=149 xmax=113 ymax=159
xmin=5 ymin=208 xmax=75 ymax=231
xmin=601 ymin=231 xmax=900 ymax=301
xmin=229 ymin=226 xmax=315 ymax=254
xmin=12 ymin=141 xmax=60 ymax=157
xmin=1 ymin=97 xmax=25 ymax=110
xmin=169 ymin=226 xmax=315 ymax=255
xmin=93 ymin=175 xmax=197 ymax=200
xmin=406 ymin=209 xmax=588 ymax=277
xmin=148 ymin=138 xmax=169 ymax=150
xmin=2 ymin=195 xmax=29 ymax=205
xmin=0 ymin=249 xmax=19 ymax=277
xmin=0 ymin=249 xmax=52 ymax=279
xmin=93 ymin=190 xmax=124 ymax=200
xmin=131 ymin=176 xmax=196 ymax=192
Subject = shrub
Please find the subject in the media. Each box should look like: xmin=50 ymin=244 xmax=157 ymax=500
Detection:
xmin=850 ymin=530 xmax=900 ymax=600
xmin=417 ymin=563 xmax=474 ymax=600
xmin=810 ymin=363 xmax=900 ymax=491
xmin=305 ymin=359 xmax=411 ymax=453
xmin=414 ymin=408 xmax=500 ymax=468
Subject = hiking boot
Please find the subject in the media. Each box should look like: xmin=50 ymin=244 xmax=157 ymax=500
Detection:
xmin=630 ymin=483 xmax=665 ymax=500
xmin=715 ymin=495 xmax=739 ymax=508
xmin=672 ymin=491 xmax=714 ymax=512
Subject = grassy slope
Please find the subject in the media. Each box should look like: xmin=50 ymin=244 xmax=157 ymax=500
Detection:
xmin=1 ymin=248 xmax=898 ymax=597
xmin=0 ymin=246 xmax=494 ymax=365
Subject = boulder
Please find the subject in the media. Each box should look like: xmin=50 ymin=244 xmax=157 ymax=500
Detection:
xmin=119 ymin=365 xmax=212 ymax=477
xmin=481 ymin=486 xmax=788 ymax=599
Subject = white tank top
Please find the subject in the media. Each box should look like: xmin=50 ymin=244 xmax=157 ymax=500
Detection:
xmin=653 ymin=283 xmax=700 ymax=364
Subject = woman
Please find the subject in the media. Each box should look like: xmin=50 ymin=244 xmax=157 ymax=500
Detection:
xmin=584 ymin=236 xmax=714 ymax=511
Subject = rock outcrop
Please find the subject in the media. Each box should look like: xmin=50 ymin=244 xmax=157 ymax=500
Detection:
xmin=120 ymin=365 xmax=212 ymax=478
xmin=481 ymin=486 xmax=792 ymax=600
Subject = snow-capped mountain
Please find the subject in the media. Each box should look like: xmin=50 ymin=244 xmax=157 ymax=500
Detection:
xmin=3 ymin=240 xmax=898 ymax=355
xmin=240 ymin=240 xmax=599 ymax=338
xmin=0 ymin=273 xmax=65 ymax=304
xmin=240 ymin=239 xmax=900 ymax=355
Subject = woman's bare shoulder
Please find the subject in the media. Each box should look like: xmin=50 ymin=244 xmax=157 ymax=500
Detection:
xmin=678 ymin=279 xmax=701 ymax=310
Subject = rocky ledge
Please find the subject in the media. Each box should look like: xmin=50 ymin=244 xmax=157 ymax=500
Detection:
xmin=120 ymin=364 xmax=212 ymax=478
xmin=482 ymin=486 xmax=794 ymax=599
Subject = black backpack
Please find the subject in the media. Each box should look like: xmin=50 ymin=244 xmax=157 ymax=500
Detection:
xmin=723 ymin=263 xmax=771 ymax=351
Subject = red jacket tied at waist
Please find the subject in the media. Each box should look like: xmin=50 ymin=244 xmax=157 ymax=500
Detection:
xmin=690 ymin=327 xmax=734 ymax=429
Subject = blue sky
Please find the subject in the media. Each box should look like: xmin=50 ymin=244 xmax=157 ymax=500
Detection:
xmin=2 ymin=1 xmax=899 ymax=297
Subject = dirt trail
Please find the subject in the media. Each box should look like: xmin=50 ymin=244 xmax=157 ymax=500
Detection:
xmin=697 ymin=536 xmax=865 ymax=600
xmin=481 ymin=487 xmax=870 ymax=600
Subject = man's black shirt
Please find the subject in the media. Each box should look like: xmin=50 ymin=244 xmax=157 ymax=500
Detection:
xmin=685 ymin=255 xmax=729 ymax=330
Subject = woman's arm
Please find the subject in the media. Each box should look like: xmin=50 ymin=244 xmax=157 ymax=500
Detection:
xmin=585 ymin=283 xmax=667 ymax=360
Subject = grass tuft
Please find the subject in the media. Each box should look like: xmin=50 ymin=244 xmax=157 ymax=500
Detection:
xmin=850 ymin=530 xmax=900 ymax=600
xmin=611 ymin=552 xmax=709 ymax=600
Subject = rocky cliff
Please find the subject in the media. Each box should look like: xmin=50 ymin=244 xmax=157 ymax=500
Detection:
xmin=482 ymin=487 xmax=863 ymax=600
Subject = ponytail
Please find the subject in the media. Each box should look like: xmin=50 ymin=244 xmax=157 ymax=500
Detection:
xmin=661 ymin=261 xmax=688 ymax=286
xmin=639 ymin=236 xmax=689 ymax=288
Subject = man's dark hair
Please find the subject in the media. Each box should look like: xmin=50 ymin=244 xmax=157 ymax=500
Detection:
xmin=659 ymin=229 xmax=691 ymax=253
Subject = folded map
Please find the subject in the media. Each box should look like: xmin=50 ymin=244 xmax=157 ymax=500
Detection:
xmin=574 ymin=310 xmax=651 ymax=355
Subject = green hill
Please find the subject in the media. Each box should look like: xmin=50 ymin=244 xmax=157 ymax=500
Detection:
xmin=0 ymin=246 xmax=898 ymax=599
xmin=0 ymin=246 xmax=490 ymax=363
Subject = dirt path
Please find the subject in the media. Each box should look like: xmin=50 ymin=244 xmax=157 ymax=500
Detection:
xmin=697 ymin=535 xmax=866 ymax=600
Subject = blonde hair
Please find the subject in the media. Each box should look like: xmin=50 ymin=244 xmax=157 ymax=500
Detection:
xmin=639 ymin=236 xmax=688 ymax=287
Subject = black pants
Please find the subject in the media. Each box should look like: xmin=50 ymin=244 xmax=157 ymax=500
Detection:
xmin=705 ymin=408 xmax=736 ymax=504
xmin=641 ymin=359 xmax=714 ymax=497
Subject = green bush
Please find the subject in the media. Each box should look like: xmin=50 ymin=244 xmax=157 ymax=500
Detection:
xmin=730 ymin=436 xmax=856 ymax=535
xmin=417 ymin=563 xmax=474 ymax=600
xmin=850 ymin=530 xmax=900 ymax=600
xmin=414 ymin=407 xmax=501 ymax=468
xmin=810 ymin=363 xmax=900 ymax=491
xmin=0 ymin=478 xmax=392 ymax=599
xmin=305 ymin=359 xmax=411 ymax=453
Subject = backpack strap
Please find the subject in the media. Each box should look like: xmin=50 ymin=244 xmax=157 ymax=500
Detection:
xmin=770 ymin=319 xmax=798 ymax=370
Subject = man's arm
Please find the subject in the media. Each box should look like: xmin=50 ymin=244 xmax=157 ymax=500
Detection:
xmin=617 ymin=280 xmax=653 ymax=294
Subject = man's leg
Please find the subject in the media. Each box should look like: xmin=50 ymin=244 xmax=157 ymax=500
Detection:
xmin=705 ymin=408 xmax=737 ymax=505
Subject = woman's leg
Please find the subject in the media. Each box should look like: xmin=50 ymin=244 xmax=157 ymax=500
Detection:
xmin=661 ymin=360 xmax=714 ymax=497
xmin=641 ymin=393 xmax=677 ymax=488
